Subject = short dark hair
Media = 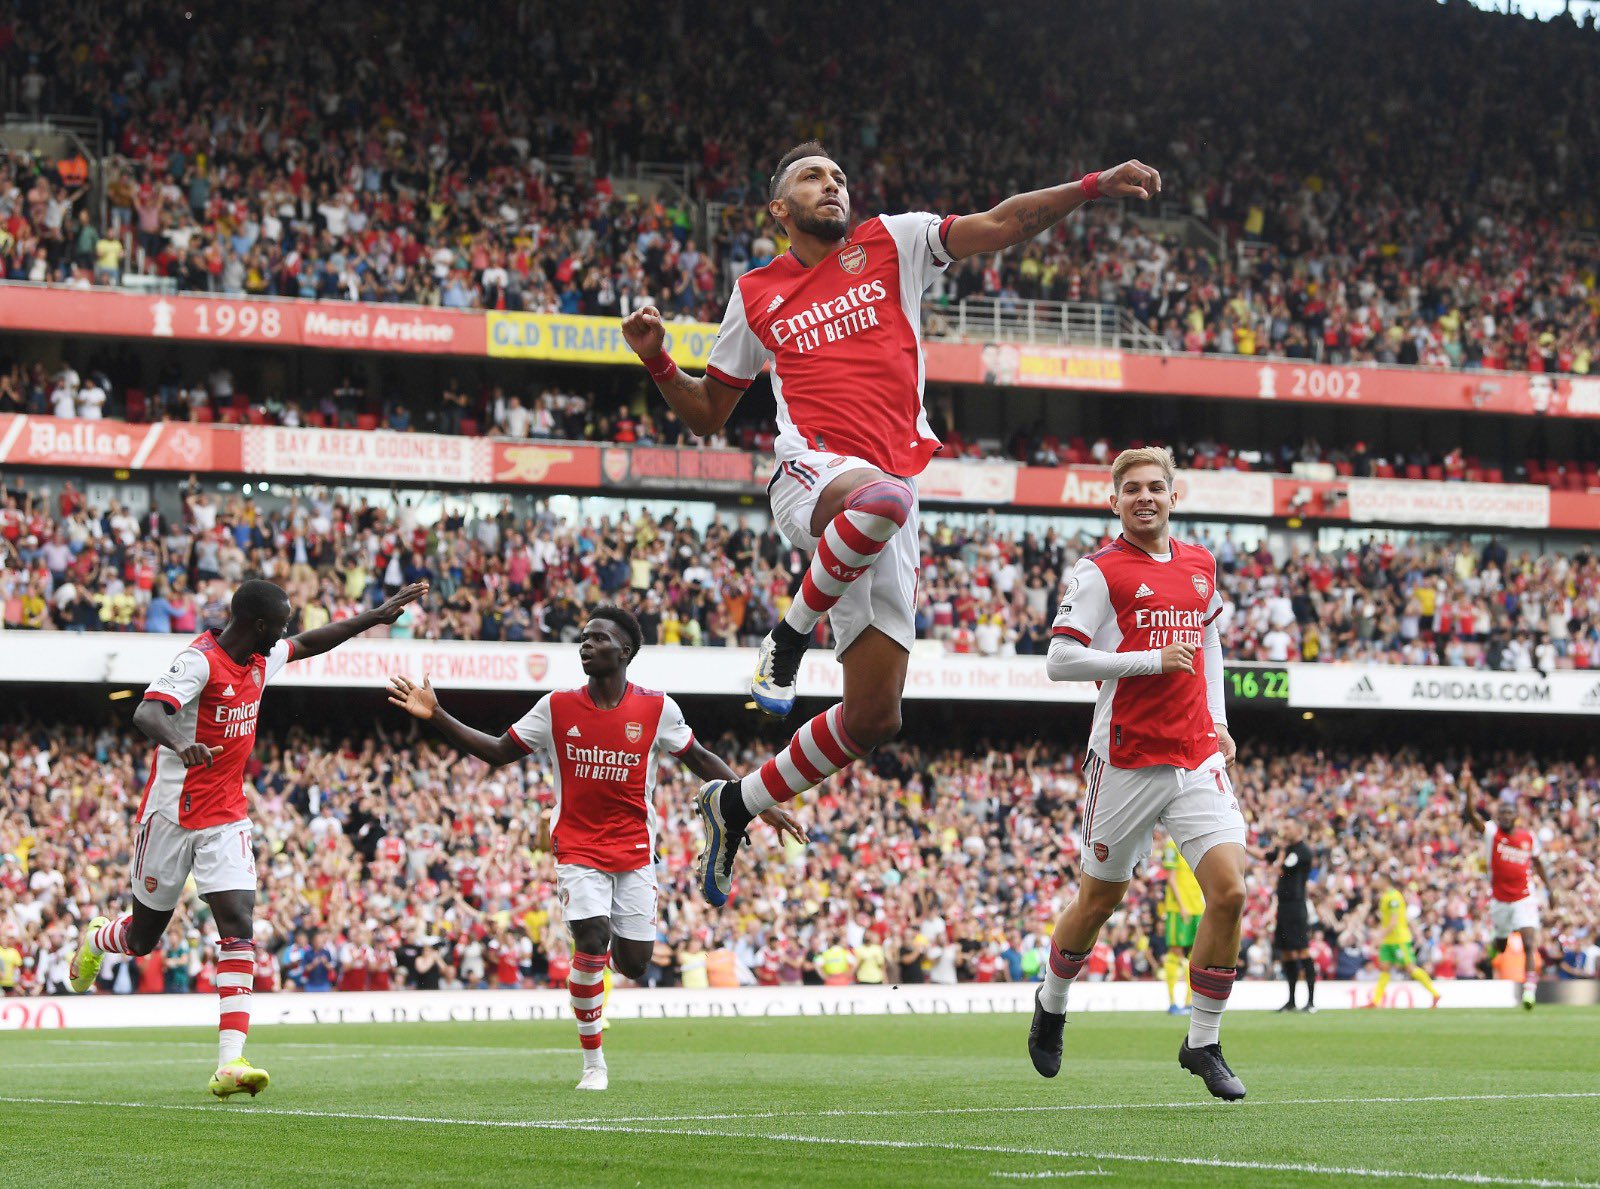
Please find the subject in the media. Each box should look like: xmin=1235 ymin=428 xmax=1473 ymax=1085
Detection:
xmin=588 ymin=603 xmax=644 ymax=661
xmin=231 ymin=578 xmax=290 ymax=623
xmin=769 ymin=141 xmax=833 ymax=202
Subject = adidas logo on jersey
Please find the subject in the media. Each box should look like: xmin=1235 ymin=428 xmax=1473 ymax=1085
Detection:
xmin=766 ymin=294 xmax=785 ymax=313
xmin=567 ymin=725 xmax=582 ymax=737
xmin=222 ymin=684 xmax=236 ymax=697
xmin=1134 ymin=583 xmax=1155 ymax=599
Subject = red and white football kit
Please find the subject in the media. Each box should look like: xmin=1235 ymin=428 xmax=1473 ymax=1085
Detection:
xmin=1051 ymin=535 xmax=1245 ymax=882
xmin=1484 ymin=822 xmax=1541 ymax=935
xmin=507 ymin=683 xmax=694 ymax=941
xmin=134 ymin=631 xmax=295 ymax=911
xmin=705 ymin=212 xmax=954 ymax=652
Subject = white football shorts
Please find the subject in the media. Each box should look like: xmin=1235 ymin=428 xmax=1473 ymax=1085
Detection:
xmin=767 ymin=447 xmax=920 ymax=655
xmin=1489 ymin=896 xmax=1540 ymax=936
xmin=1079 ymin=751 xmax=1246 ymax=883
xmin=557 ymin=863 xmax=660 ymax=941
xmin=131 ymin=815 xmax=256 ymax=912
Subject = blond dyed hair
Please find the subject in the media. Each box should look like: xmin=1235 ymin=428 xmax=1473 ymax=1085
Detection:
xmin=1111 ymin=446 xmax=1177 ymax=489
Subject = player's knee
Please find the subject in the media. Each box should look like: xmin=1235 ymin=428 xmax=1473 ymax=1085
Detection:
xmin=125 ymin=929 xmax=161 ymax=956
xmin=1206 ymin=876 xmax=1247 ymax=919
xmin=570 ymin=919 xmax=612 ymax=956
xmin=611 ymin=951 xmax=649 ymax=981
xmin=846 ymin=477 xmax=914 ymax=529
xmin=844 ymin=704 xmax=900 ymax=748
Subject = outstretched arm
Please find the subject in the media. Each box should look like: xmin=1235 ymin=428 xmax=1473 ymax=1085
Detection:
xmin=293 ymin=582 xmax=429 ymax=661
xmin=1532 ymin=854 xmax=1558 ymax=909
xmin=679 ymin=741 xmax=808 ymax=845
xmin=944 ymin=160 xmax=1161 ymax=261
xmin=621 ymin=306 xmax=745 ymax=436
xmin=1461 ymin=781 xmax=1487 ymax=832
xmin=385 ymin=674 xmax=525 ymax=767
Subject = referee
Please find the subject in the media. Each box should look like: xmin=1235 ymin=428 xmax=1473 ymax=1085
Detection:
xmin=1261 ymin=820 xmax=1316 ymax=1012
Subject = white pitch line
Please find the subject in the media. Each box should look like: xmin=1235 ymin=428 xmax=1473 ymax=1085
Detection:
xmin=34 ymin=1040 xmax=575 ymax=1057
xmin=2 ymin=1094 xmax=1597 ymax=1187
xmin=991 ymin=1172 xmax=1109 ymax=1179
xmin=554 ymin=1090 xmax=1600 ymax=1127
xmin=536 ymin=1120 xmax=1600 ymax=1189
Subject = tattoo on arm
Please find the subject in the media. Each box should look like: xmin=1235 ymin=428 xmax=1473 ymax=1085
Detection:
xmin=1013 ymin=202 xmax=1056 ymax=236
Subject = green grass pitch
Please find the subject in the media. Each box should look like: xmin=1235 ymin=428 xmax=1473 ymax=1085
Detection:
xmin=3 ymin=1008 xmax=1598 ymax=1186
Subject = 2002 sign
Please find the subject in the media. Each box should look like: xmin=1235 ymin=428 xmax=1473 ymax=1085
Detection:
xmin=1289 ymin=367 xmax=1363 ymax=400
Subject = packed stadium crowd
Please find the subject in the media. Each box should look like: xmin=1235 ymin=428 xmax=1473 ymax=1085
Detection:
xmin=2 ymin=714 xmax=1595 ymax=997
xmin=3 ymin=475 xmax=1598 ymax=668
xmin=2 ymin=0 xmax=1596 ymax=370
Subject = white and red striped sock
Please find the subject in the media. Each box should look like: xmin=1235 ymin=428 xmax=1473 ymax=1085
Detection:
xmin=92 ymin=915 xmax=133 ymax=954
xmin=217 ymin=937 xmax=254 ymax=1066
xmin=740 ymin=703 xmax=865 ymax=815
xmin=1187 ymin=965 xmax=1237 ymax=1048
xmin=782 ymin=478 xmax=912 ymax=637
xmin=570 ymin=952 xmax=608 ymax=1066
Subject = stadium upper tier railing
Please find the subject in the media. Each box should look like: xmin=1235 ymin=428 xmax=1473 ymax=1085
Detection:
xmin=921 ymin=297 xmax=1170 ymax=352
xmin=1 ymin=282 xmax=1596 ymax=422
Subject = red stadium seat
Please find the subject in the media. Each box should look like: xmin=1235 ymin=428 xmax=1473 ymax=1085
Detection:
xmin=192 ymin=405 xmax=214 ymax=423
xmin=356 ymin=414 xmax=380 ymax=432
xmin=305 ymin=412 xmax=327 ymax=428
xmin=124 ymin=388 xmax=147 ymax=422
xmin=1425 ymin=465 xmax=1444 ymax=482
xmin=459 ymin=418 xmax=479 ymax=437
xmin=246 ymin=408 xmax=268 ymax=425
xmin=1404 ymin=464 xmax=1424 ymax=481
xmin=1486 ymin=467 xmax=1503 ymax=483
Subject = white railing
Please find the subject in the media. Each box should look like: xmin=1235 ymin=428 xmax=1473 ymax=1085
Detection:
xmin=921 ymin=297 xmax=1169 ymax=351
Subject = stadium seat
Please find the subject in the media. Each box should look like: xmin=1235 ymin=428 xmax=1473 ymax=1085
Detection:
xmin=356 ymin=414 xmax=380 ymax=431
xmin=460 ymin=418 xmax=479 ymax=437
xmin=192 ymin=405 xmax=214 ymax=423
xmin=306 ymin=412 xmax=327 ymax=428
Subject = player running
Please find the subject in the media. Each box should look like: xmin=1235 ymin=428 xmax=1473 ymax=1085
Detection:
xmin=1027 ymin=446 xmax=1249 ymax=1101
xmin=1463 ymin=782 xmax=1557 ymax=1009
xmin=1160 ymin=835 xmax=1202 ymax=1016
xmin=1368 ymin=877 xmax=1441 ymax=1008
xmin=622 ymin=144 xmax=1160 ymax=908
xmin=385 ymin=605 xmax=803 ymax=1091
xmin=69 ymin=578 xmax=427 ymax=1098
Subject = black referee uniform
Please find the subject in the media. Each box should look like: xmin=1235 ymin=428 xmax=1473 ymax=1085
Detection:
xmin=1271 ymin=840 xmax=1314 ymax=1008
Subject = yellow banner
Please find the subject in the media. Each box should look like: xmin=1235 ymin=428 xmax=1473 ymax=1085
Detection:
xmin=487 ymin=312 xmax=722 ymax=366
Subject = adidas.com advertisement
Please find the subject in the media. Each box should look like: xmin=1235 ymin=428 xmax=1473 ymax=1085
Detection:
xmin=1292 ymin=665 xmax=1600 ymax=715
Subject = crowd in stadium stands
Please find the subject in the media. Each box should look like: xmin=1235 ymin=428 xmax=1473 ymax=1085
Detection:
xmin=2 ymin=716 xmax=1596 ymax=997
xmin=2 ymin=1 xmax=1596 ymax=372
xmin=2 ymin=474 xmax=1598 ymax=669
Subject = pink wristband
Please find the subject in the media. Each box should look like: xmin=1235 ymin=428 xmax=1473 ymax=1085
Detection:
xmin=642 ymin=350 xmax=678 ymax=381
xmin=1080 ymin=171 xmax=1101 ymax=201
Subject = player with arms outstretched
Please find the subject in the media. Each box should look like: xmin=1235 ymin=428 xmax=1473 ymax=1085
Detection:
xmin=1368 ymin=877 xmax=1441 ymax=1008
xmin=386 ymin=606 xmax=803 ymax=1090
xmin=1463 ymin=782 xmax=1557 ymax=1009
xmin=69 ymin=578 xmax=427 ymax=1098
xmin=622 ymin=141 xmax=1161 ymax=908
xmin=1027 ymin=447 xmax=1250 ymax=1101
